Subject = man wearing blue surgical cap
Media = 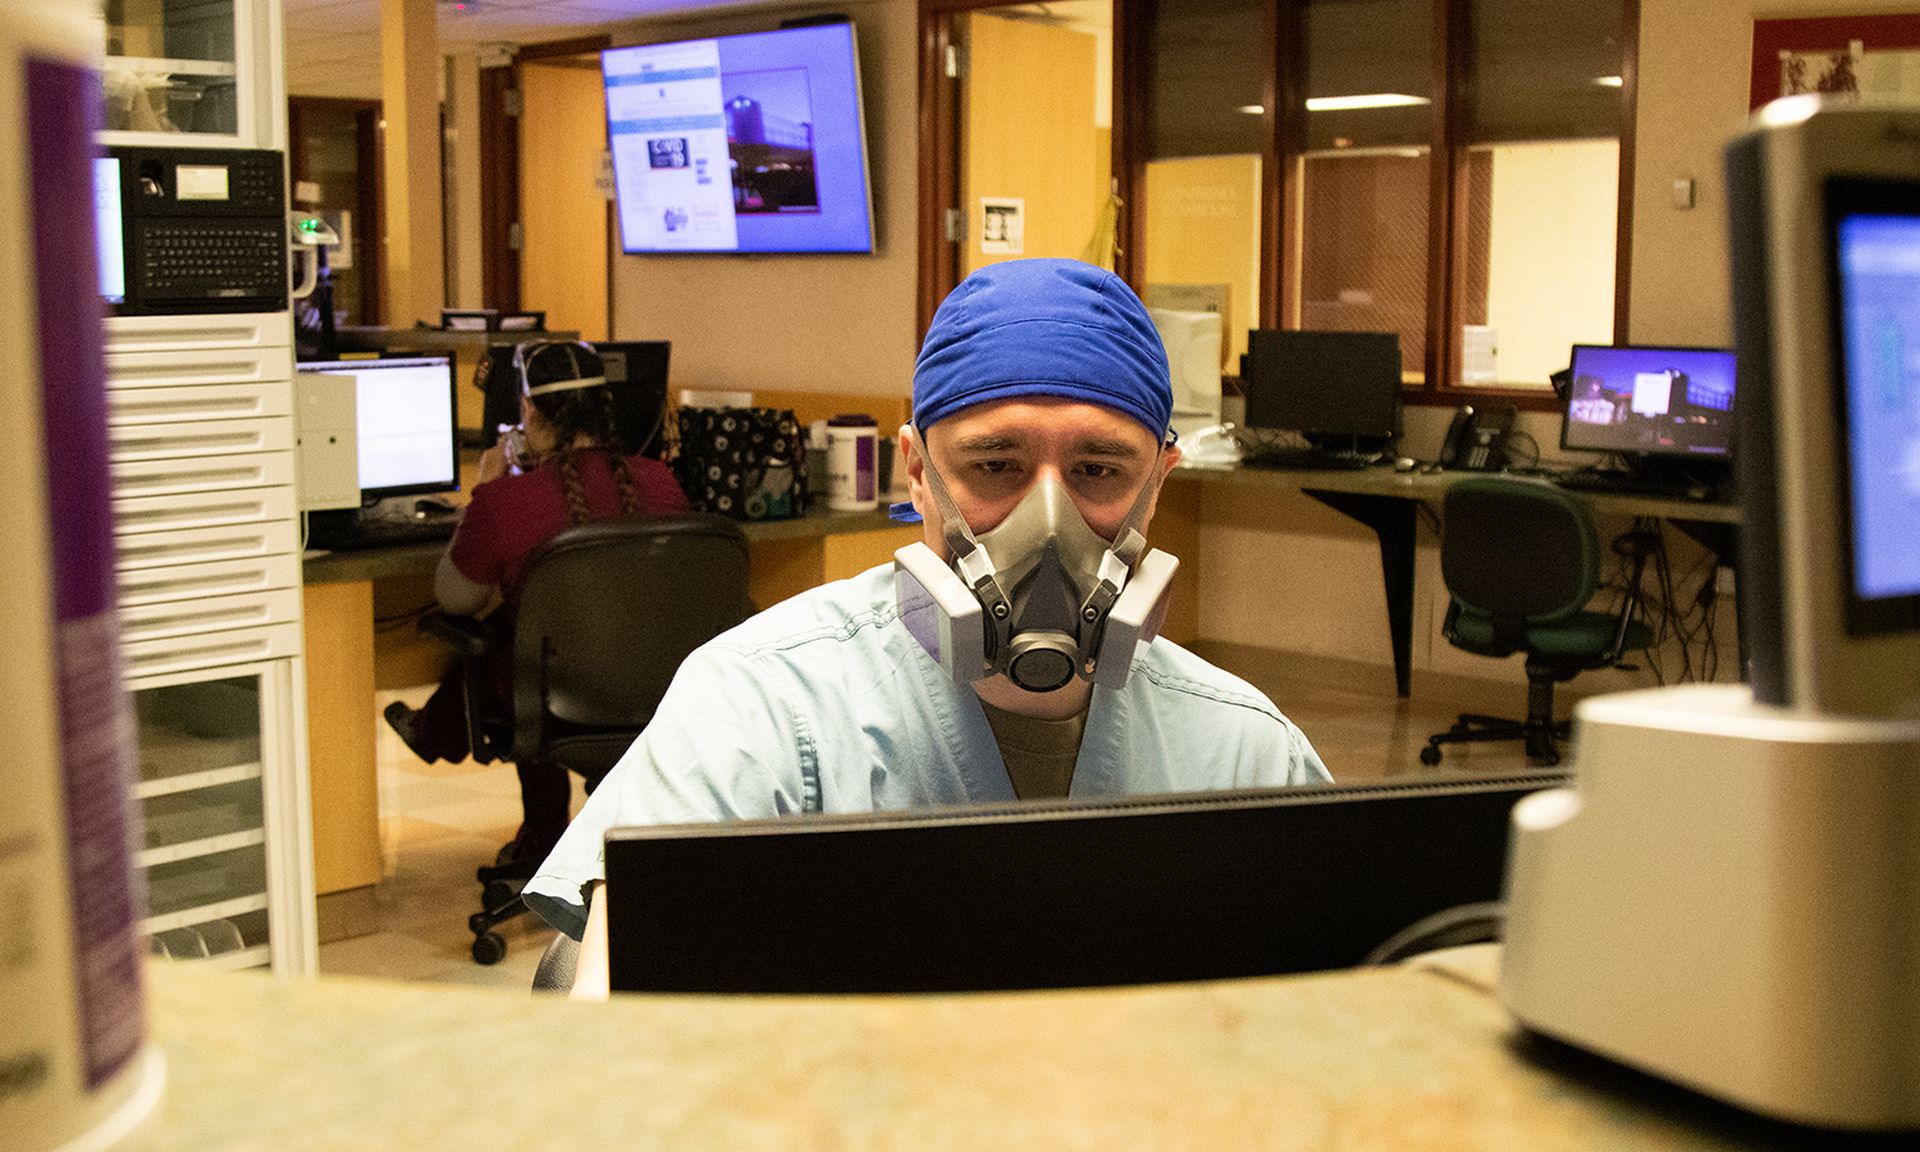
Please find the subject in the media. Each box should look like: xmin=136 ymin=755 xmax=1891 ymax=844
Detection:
xmin=528 ymin=259 xmax=1328 ymax=996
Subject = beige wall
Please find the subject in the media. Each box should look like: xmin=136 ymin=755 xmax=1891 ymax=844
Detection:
xmin=606 ymin=0 xmax=918 ymax=398
xmin=1629 ymin=0 xmax=1920 ymax=345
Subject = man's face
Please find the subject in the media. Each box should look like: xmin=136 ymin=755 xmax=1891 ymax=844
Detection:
xmin=901 ymin=396 xmax=1182 ymax=555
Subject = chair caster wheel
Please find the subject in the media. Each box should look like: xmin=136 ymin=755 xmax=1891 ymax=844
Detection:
xmin=472 ymin=931 xmax=508 ymax=966
xmin=482 ymin=880 xmax=518 ymax=911
xmin=1419 ymin=744 xmax=1443 ymax=766
xmin=468 ymin=911 xmax=491 ymax=935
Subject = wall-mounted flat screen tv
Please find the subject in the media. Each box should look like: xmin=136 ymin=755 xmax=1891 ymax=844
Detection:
xmin=603 ymin=22 xmax=874 ymax=254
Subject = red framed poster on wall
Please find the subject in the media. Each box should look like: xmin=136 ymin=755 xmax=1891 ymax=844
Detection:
xmin=1751 ymin=13 xmax=1920 ymax=110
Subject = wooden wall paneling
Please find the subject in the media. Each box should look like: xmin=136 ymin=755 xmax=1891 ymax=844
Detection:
xmin=518 ymin=57 xmax=610 ymax=341
xmin=959 ymin=11 xmax=1103 ymax=278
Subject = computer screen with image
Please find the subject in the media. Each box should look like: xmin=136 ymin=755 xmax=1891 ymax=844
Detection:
xmin=1562 ymin=345 xmax=1737 ymax=459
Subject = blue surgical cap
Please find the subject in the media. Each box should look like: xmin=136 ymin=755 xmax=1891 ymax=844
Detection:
xmin=912 ymin=258 xmax=1172 ymax=438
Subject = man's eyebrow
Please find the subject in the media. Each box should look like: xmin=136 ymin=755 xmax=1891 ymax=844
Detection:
xmin=1077 ymin=438 xmax=1144 ymax=458
xmin=950 ymin=433 xmax=1024 ymax=453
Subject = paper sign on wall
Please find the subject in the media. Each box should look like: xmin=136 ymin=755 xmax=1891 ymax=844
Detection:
xmin=981 ymin=197 xmax=1024 ymax=254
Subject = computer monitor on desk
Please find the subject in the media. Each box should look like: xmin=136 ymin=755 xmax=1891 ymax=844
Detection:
xmin=478 ymin=340 xmax=671 ymax=460
xmin=604 ymin=773 xmax=1563 ymax=994
xmin=1243 ymin=329 xmax=1401 ymax=454
xmin=1561 ymin=344 xmax=1737 ymax=462
xmin=297 ymin=357 xmax=460 ymax=545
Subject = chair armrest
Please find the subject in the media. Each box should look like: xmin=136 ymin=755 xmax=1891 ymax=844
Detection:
xmin=419 ymin=610 xmax=501 ymax=659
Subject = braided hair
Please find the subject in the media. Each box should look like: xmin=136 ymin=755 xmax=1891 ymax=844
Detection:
xmin=519 ymin=342 xmax=644 ymax=526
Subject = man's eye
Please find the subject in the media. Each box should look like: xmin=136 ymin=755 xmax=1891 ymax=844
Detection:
xmin=1075 ymin=463 xmax=1122 ymax=481
xmin=975 ymin=460 xmax=1018 ymax=475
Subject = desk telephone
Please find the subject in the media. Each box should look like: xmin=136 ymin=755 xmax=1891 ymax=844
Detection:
xmin=1438 ymin=401 xmax=1517 ymax=471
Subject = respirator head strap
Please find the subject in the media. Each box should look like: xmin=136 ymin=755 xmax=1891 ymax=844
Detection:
xmin=910 ymin=423 xmax=1013 ymax=659
xmin=1075 ymin=443 xmax=1166 ymax=648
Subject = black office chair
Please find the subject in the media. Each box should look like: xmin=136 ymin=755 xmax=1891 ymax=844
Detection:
xmin=421 ymin=514 xmax=753 ymax=964
xmin=1419 ymin=476 xmax=1653 ymax=768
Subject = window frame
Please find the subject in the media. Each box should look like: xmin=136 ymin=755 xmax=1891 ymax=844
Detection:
xmin=917 ymin=0 xmax=1638 ymax=413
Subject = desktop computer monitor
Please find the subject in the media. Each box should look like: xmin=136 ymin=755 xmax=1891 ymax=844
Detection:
xmin=478 ymin=340 xmax=671 ymax=460
xmin=604 ymin=772 xmax=1563 ymax=994
xmin=1560 ymin=344 xmax=1737 ymax=459
xmin=1243 ymin=329 xmax=1401 ymax=447
xmin=299 ymin=357 xmax=459 ymax=501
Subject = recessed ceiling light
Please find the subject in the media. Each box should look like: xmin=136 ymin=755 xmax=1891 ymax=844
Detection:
xmin=1305 ymin=93 xmax=1430 ymax=112
xmin=1594 ymin=75 xmax=1624 ymax=88
xmin=1237 ymin=104 xmax=1266 ymax=115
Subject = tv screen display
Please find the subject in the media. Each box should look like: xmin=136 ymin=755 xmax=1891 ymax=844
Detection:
xmin=1562 ymin=344 xmax=1737 ymax=459
xmin=603 ymin=22 xmax=874 ymax=254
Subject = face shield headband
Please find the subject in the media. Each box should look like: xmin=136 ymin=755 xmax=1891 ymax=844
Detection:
xmin=514 ymin=339 xmax=608 ymax=397
xmin=892 ymin=425 xmax=1180 ymax=693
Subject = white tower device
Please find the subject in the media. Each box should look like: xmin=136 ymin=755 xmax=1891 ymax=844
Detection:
xmin=1147 ymin=307 xmax=1223 ymax=442
xmin=1500 ymin=98 xmax=1920 ymax=1132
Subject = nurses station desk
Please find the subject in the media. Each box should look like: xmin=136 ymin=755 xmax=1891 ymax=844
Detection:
xmin=144 ymin=946 xmax=1862 ymax=1150
xmin=1151 ymin=464 xmax=1743 ymax=698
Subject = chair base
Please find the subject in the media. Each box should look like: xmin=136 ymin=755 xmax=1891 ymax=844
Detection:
xmin=468 ymin=850 xmax=539 ymax=965
xmin=1420 ymin=713 xmax=1570 ymax=767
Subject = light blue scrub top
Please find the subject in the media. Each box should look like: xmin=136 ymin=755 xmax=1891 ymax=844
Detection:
xmin=524 ymin=563 xmax=1331 ymax=939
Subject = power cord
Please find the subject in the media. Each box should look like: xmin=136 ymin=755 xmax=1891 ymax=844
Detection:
xmin=1363 ymin=901 xmax=1506 ymax=966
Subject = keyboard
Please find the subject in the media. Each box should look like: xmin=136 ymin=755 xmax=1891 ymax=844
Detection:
xmin=308 ymin=513 xmax=460 ymax=552
xmin=1550 ymin=469 xmax=1711 ymax=500
xmin=1240 ymin=448 xmax=1379 ymax=472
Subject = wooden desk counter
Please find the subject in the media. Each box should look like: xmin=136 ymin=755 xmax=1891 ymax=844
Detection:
xmin=142 ymin=955 xmax=1846 ymax=1151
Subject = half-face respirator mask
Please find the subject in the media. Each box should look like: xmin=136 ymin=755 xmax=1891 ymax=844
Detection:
xmin=894 ymin=428 xmax=1179 ymax=692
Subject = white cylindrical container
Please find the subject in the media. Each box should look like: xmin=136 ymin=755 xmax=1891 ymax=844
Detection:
xmin=825 ymin=414 xmax=879 ymax=511
xmin=1 ymin=2 xmax=166 ymax=1148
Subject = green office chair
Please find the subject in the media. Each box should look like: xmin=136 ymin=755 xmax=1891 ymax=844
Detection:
xmin=1420 ymin=476 xmax=1653 ymax=767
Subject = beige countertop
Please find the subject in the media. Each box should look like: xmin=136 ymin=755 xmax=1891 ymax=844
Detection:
xmin=138 ymin=955 xmax=1839 ymax=1151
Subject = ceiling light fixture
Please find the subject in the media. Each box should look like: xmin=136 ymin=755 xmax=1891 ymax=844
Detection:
xmin=1594 ymin=75 xmax=1624 ymax=88
xmin=1237 ymin=104 xmax=1266 ymax=114
xmin=1305 ymin=93 xmax=1430 ymax=112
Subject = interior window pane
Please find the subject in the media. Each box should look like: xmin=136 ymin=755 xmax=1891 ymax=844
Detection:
xmin=1143 ymin=0 xmax=1266 ymax=372
xmin=1458 ymin=139 xmax=1618 ymax=389
xmin=1470 ymin=0 xmax=1626 ymax=142
xmin=1456 ymin=0 xmax=1625 ymax=388
xmin=1298 ymin=151 xmax=1430 ymax=381
xmin=1148 ymin=0 xmax=1266 ymax=160
xmin=1303 ymin=0 xmax=1431 ymax=152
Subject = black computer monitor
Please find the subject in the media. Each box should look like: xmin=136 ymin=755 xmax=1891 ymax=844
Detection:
xmin=300 ymin=356 xmax=459 ymax=501
xmin=604 ymin=772 xmax=1563 ymax=994
xmin=479 ymin=340 xmax=671 ymax=459
xmin=1243 ymin=329 xmax=1401 ymax=447
xmin=1561 ymin=344 xmax=1738 ymax=460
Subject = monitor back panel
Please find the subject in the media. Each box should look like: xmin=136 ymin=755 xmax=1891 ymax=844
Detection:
xmin=605 ymin=773 xmax=1563 ymax=994
xmin=1244 ymin=329 xmax=1400 ymax=438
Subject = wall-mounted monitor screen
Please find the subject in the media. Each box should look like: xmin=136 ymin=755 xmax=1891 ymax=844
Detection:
xmin=602 ymin=21 xmax=874 ymax=254
xmin=1562 ymin=344 xmax=1737 ymax=459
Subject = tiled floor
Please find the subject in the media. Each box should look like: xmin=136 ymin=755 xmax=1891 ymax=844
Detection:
xmin=319 ymin=664 xmax=1541 ymax=989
